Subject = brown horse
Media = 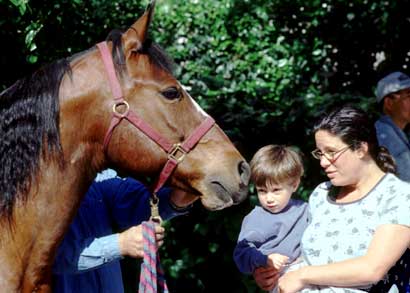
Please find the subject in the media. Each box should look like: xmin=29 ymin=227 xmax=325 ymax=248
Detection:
xmin=0 ymin=1 xmax=250 ymax=292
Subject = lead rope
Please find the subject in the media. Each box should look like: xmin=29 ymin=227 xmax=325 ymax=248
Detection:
xmin=138 ymin=221 xmax=169 ymax=293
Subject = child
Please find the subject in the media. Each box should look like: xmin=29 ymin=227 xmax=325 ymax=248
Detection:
xmin=233 ymin=145 xmax=309 ymax=292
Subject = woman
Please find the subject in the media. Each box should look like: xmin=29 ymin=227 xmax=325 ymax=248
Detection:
xmin=257 ymin=105 xmax=410 ymax=292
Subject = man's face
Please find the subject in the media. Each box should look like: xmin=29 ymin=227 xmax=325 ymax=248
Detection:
xmin=385 ymin=88 xmax=410 ymax=126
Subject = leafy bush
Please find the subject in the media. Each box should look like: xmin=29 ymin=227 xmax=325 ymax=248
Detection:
xmin=2 ymin=0 xmax=410 ymax=291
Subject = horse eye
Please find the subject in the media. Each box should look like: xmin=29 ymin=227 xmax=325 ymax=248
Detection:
xmin=161 ymin=87 xmax=181 ymax=100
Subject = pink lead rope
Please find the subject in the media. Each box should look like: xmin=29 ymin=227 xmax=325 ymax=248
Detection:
xmin=138 ymin=221 xmax=169 ymax=293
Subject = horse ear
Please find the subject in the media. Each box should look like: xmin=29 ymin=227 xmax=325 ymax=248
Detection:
xmin=123 ymin=0 xmax=156 ymax=53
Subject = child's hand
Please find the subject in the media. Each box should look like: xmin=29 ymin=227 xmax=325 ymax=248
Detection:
xmin=267 ymin=253 xmax=289 ymax=270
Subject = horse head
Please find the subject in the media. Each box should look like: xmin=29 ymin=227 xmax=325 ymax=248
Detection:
xmin=59 ymin=0 xmax=250 ymax=210
xmin=0 ymin=1 xmax=250 ymax=291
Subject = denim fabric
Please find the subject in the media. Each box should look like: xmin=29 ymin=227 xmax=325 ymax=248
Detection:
xmin=375 ymin=115 xmax=410 ymax=182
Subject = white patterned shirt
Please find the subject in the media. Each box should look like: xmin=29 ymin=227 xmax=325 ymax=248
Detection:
xmin=301 ymin=173 xmax=410 ymax=292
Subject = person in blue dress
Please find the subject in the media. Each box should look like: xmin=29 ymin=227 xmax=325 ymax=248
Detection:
xmin=52 ymin=171 xmax=190 ymax=293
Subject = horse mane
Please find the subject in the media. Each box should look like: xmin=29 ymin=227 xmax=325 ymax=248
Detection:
xmin=0 ymin=59 xmax=69 ymax=219
xmin=106 ymin=29 xmax=175 ymax=75
xmin=0 ymin=29 xmax=174 ymax=220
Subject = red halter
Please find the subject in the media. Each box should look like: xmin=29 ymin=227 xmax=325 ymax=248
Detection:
xmin=96 ymin=42 xmax=215 ymax=196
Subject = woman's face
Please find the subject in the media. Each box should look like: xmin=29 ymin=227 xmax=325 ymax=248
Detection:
xmin=314 ymin=130 xmax=363 ymax=186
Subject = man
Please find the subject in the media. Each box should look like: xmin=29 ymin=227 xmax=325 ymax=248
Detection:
xmin=52 ymin=174 xmax=190 ymax=292
xmin=373 ymin=72 xmax=410 ymax=292
xmin=375 ymin=71 xmax=410 ymax=182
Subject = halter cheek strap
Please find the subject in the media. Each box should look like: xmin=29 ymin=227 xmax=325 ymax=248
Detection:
xmin=97 ymin=41 xmax=215 ymax=195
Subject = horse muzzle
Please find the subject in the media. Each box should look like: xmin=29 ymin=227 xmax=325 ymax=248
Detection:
xmin=200 ymin=160 xmax=250 ymax=210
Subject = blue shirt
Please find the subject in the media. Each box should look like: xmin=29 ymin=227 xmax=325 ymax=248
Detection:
xmin=52 ymin=177 xmax=186 ymax=293
xmin=375 ymin=115 xmax=410 ymax=182
xmin=233 ymin=199 xmax=309 ymax=274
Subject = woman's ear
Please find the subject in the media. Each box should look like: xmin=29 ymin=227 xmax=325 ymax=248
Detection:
xmin=357 ymin=142 xmax=369 ymax=159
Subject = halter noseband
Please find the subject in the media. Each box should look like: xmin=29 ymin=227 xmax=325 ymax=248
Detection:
xmin=96 ymin=42 xmax=215 ymax=199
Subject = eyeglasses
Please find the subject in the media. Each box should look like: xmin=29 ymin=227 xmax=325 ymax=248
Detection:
xmin=311 ymin=145 xmax=351 ymax=161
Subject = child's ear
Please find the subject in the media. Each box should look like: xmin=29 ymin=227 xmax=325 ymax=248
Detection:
xmin=292 ymin=179 xmax=301 ymax=191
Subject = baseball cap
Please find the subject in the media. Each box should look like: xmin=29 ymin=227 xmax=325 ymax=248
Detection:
xmin=376 ymin=71 xmax=410 ymax=103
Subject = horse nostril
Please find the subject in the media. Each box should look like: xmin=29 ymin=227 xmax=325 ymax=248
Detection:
xmin=238 ymin=161 xmax=250 ymax=186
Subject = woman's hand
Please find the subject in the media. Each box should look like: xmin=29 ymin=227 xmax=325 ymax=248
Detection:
xmin=253 ymin=266 xmax=279 ymax=291
xmin=118 ymin=224 xmax=165 ymax=258
xmin=278 ymin=269 xmax=306 ymax=293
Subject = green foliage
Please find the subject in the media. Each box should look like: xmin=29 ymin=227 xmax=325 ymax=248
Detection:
xmin=2 ymin=0 xmax=410 ymax=291
xmin=9 ymin=0 xmax=28 ymax=14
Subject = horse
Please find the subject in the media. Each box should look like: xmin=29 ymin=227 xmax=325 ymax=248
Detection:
xmin=0 ymin=1 xmax=250 ymax=292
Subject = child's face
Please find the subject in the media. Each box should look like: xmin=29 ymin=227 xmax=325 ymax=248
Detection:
xmin=256 ymin=180 xmax=299 ymax=214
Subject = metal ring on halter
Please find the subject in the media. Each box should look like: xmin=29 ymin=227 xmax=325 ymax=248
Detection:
xmin=168 ymin=143 xmax=187 ymax=163
xmin=112 ymin=100 xmax=130 ymax=118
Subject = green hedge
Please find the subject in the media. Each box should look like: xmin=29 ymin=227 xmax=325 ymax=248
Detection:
xmin=2 ymin=0 xmax=410 ymax=291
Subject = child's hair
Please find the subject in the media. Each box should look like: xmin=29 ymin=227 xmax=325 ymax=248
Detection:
xmin=250 ymin=145 xmax=304 ymax=187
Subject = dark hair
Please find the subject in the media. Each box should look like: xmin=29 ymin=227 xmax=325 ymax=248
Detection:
xmin=250 ymin=144 xmax=304 ymax=187
xmin=0 ymin=59 xmax=67 ymax=220
xmin=313 ymin=105 xmax=396 ymax=174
